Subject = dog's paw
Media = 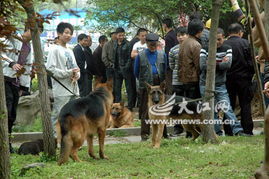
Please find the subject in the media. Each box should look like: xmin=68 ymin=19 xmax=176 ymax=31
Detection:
xmin=100 ymin=155 xmax=109 ymax=160
xmin=89 ymin=154 xmax=98 ymax=160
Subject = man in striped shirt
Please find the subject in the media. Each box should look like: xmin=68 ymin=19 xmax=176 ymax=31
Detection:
xmin=199 ymin=28 xmax=243 ymax=136
xmin=169 ymin=27 xmax=188 ymax=135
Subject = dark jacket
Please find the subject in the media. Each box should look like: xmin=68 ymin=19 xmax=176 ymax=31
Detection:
xmin=223 ymin=36 xmax=254 ymax=80
xmin=102 ymin=40 xmax=115 ymax=68
xmin=93 ymin=45 xmax=106 ymax=77
xmin=201 ymin=29 xmax=210 ymax=49
xmin=129 ymin=37 xmax=140 ymax=51
xmin=73 ymin=44 xmax=87 ymax=73
xmin=113 ymin=39 xmax=131 ymax=72
xmin=164 ymin=29 xmax=178 ymax=56
xmin=84 ymin=46 xmax=95 ymax=75
xmin=178 ymin=36 xmax=201 ymax=83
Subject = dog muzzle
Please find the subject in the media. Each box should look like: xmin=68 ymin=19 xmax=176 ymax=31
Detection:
xmin=111 ymin=112 xmax=120 ymax=117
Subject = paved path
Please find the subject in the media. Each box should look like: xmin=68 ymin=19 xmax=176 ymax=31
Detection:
xmin=13 ymin=128 xmax=264 ymax=148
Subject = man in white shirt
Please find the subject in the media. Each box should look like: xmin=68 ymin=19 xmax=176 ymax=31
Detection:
xmin=130 ymin=28 xmax=148 ymax=109
xmin=46 ymin=22 xmax=80 ymax=135
xmin=131 ymin=28 xmax=148 ymax=59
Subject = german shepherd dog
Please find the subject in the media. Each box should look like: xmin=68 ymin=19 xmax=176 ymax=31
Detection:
xmin=18 ymin=139 xmax=44 ymax=155
xmin=57 ymin=79 xmax=113 ymax=165
xmin=146 ymin=82 xmax=203 ymax=148
xmin=110 ymin=102 xmax=134 ymax=128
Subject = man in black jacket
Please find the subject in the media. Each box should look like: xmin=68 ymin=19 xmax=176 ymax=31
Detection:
xmin=162 ymin=18 xmax=178 ymax=97
xmin=224 ymin=23 xmax=255 ymax=135
xmin=113 ymin=27 xmax=136 ymax=111
xmin=93 ymin=35 xmax=108 ymax=82
xmin=73 ymin=33 xmax=92 ymax=97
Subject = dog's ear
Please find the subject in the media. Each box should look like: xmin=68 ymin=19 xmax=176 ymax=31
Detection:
xmin=144 ymin=82 xmax=152 ymax=91
xmin=120 ymin=101 xmax=124 ymax=107
xmin=160 ymin=81 xmax=166 ymax=92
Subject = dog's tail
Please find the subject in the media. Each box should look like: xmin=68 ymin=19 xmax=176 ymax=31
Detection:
xmin=58 ymin=115 xmax=73 ymax=165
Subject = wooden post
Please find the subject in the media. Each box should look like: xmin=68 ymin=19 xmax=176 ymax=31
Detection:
xmin=248 ymin=0 xmax=269 ymax=58
xmin=17 ymin=0 xmax=56 ymax=157
xmin=0 ymin=51 xmax=10 ymax=179
xmin=249 ymin=0 xmax=269 ymax=177
xmin=245 ymin=0 xmax=266 ymax=116
xmin=263 ymin=0 xmax=269 ymax=172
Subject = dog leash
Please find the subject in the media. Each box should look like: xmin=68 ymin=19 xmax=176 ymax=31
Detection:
xmin=46 ymin=70 xmax=80 ymax=97
xmin=173 ymin=89 xmax=216 ymax=104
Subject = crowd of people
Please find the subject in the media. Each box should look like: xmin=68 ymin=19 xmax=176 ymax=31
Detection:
xmin=2 ymin=9 xmax=268 ymax=152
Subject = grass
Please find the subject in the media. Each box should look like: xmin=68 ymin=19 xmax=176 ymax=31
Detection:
xmin=108 ymin=130 xmax=127 ymax=137
xmin=133 ymin=119 xmax=141 ymax=127
xmin=13 ymin=117 xmax=43 ymax=132
xmin=11 ymin=135 xmax=264 ymax=178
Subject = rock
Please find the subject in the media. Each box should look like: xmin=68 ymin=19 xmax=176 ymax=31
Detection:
xmin=16 ymin=91 xmax=41 ymax=126
xmin=19 ymin=162 xmax=45 ymax=176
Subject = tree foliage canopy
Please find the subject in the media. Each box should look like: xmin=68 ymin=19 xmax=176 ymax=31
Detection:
xmin=87 ymin=0 xmax=232 ymax=34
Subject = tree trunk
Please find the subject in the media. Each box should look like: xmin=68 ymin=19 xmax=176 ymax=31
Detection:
xmin=17 ymin=0 xmax=56 ymax=157
xmin=0 ymin=55 xmax=10 ymax=179
xmin=252 ymin=0 xmax=269 ymax=177
xmin=264 ymin=0 xmax=269 ymax=174
xmin=201 ymin=0 xmax=223 ymax=144
xmin=244 ymin=0 xmax=266 ymax=117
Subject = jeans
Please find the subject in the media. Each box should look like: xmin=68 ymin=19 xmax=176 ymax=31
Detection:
xmin=200 ymin=84 xmax=243 ymax=135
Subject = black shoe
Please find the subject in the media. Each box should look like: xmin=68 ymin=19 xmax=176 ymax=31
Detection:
xmin=163 ymin=134 xmax=172 ymax=139
xmin=174 ymin=125 xmax=184 ymax=135
xmin=185 ymin=132 xmax=192 ymax=138
xmin=216 ymin=132 xmax=224 ymax=136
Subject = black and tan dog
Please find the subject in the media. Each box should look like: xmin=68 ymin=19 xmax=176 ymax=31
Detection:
xmin=56 ymin=79 xmax=113 ymax=165
xmin=146 ymin=82 xmax=203 ymax=148
xmin=109 ymin=102 xmax=134 ymax=128
xmin=18 ymin=138 xmax=57 ymax=155
xmin=18 ymin=139 xmax=44 ymax=155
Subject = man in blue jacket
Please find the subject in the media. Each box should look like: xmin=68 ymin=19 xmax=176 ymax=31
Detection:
xmin=134 ymin=33 xmax=167 ymax=141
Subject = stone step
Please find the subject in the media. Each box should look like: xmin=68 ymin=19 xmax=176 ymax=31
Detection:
xmin=11 ymin=119 xmax=264 ymax=142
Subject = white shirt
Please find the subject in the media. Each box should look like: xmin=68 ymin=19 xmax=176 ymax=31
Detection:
xmin=1 ymin=36 xmax=33 ymax=88
xmin=46 ymin=44 xmax=80 ymax=97
xmin=132 ymin=41 xmax=147 ymax=53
